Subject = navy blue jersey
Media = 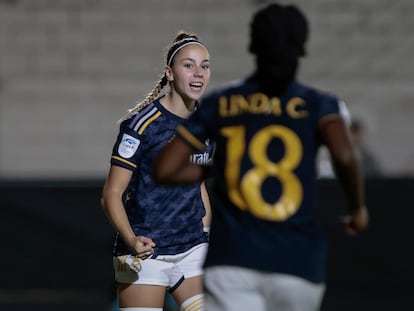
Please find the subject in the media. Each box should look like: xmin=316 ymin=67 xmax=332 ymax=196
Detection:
xmin=177 ymin=78 xmax=343 ymax=283
xmin=110 ymin=98 xmax=213 ymax=257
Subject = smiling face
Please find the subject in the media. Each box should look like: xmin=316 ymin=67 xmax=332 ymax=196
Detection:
xmin=166 ymin=44 xmax=211 ymax=104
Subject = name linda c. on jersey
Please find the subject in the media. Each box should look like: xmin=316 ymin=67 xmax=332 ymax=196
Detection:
xmin=219 ymin=93 xmax=309 ymax=119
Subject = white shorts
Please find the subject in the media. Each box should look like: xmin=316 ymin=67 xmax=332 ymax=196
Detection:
xmin=204 ymin=266 xmax=325 ymax=311
xmin=113 ymin=243 xmax=208 ymax=291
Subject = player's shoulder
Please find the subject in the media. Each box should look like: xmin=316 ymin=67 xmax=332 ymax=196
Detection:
xmin=292 ymin=82 xmax=338 ymax=103
xmin=121 ymin=100 xmax=163 ymax=135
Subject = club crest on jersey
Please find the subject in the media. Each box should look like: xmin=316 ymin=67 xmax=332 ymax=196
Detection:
xmin=118 ymin=134 xmax=140 ymax=158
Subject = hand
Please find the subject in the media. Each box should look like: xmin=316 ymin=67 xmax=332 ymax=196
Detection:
xmin=342 ymin=205 xmax=369 ymax=236
xmin=129 ymin=235 xmax=156 ymax=259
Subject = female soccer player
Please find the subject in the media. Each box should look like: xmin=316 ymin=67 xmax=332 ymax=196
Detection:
xmin=101 ymin=31 xmax=212 ymax=311
xmin=153 ymin=4 xmax=369 ymax=311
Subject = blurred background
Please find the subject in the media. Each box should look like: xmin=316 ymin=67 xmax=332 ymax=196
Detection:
xmin=0 ymin=0 xmax=413 ymax=310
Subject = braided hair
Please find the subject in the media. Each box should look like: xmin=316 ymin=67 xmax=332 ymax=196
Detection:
xmin=119 ymin=31 xmax=201 ymax=122
xmin=249 ymin=3 xmax=309 ymax=96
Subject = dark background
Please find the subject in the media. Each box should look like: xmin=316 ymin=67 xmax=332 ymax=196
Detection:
xmin=1 ymin=178 xmax=413 ymax=310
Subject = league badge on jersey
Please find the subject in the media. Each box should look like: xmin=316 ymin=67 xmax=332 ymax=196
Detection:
xmin=118 ymin=134 xmax=140 ymax=158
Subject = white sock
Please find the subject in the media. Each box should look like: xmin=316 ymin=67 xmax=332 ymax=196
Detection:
xmin=180 ymin=293 xmax=204 ymax=311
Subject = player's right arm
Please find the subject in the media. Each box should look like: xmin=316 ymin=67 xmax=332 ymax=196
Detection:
xmin=319 ymin=116 xmax=369 ymax=235
xmin=101 ymin=165 xmax=155 ymax=258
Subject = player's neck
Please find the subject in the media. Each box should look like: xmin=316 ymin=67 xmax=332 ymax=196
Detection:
xmin=160 ymin=93 xmax=195 ymax=118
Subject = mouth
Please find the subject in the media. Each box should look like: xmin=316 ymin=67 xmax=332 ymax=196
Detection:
xmin=190 ymin=82 xmax=204 ymax=89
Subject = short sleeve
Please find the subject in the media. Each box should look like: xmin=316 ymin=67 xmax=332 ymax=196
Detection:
xmin=317 ymin=93 xmax=342 ymax=126
xmin=110 ymin=122 xmax=143 ymax=171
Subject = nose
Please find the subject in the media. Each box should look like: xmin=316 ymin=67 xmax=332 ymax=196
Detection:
xmin=194 ymin=66 xmax=203 ymax=77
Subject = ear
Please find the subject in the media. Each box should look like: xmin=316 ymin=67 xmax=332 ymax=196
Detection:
xmin=165 ymin=66 xmax=174 ymax=82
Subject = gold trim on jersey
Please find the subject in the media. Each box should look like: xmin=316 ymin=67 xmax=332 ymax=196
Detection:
xmin=111 ymin=156 xmax=137 ymax=168
xmin=177 ymin=125 xmax=205 ymax=150
xmin=137 ymin=111 xmax=162 ymax=135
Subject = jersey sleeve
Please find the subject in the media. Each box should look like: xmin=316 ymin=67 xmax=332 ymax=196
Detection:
xmin=316 ymin=93 xmax=344 ymax=126
xmin=110 ymin=121 xmax=143 ymax=171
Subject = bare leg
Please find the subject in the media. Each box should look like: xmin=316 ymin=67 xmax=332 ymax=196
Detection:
xmin=172 ymin=275 xmax=204 ymax=308
xmin=118 ymin=283 xmax=166 ymax=308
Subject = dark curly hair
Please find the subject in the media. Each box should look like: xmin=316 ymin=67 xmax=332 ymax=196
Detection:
xmin=249 ymin=3 xmax=309 ymax=96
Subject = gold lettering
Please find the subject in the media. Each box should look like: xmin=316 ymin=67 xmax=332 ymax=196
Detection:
xmin=219 ymin=96 xmax=229 ymax=117
xmin=287 ymin=97 xmax=308 ymax=118
xmin=219 ymin=93 xmax=308 ymax=119
xmin=269 ymin=97 xmax=282 ymax=116
xmin=249 ymin=93 xmax=268 ymax=113
xmin=231 ymin=95 xmax=249 ymax=115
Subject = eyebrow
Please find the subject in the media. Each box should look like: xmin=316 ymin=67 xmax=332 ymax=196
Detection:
xmin=180 ymin=58 xmax=210 ymax=63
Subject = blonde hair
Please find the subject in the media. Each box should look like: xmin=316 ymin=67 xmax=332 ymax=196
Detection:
xmin=119 ymin=31 xmax=201 ymax=123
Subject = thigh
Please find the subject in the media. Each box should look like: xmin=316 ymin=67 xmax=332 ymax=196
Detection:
xmin=172 ymin=275 xmax=204 ymax=306
xmin=169 ymin=244 xmax=208 ymax=305
xmin=263 ymin=273 xmax=325 ymax=311
xmin=204 ymin=266 xmax=266 ymax=311
xmin=118 ymin=283 xmax=166 ymax=308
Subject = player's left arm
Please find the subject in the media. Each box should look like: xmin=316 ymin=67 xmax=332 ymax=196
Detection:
xmin=152 ymin=135 xmax=206 ymax=184
xmin=319 ymin=116 xmax=369 ymax=235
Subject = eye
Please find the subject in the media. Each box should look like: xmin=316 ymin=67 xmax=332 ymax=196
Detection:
xmin=202 ymin=64 xmax=210 ymax=70
xmin=184 ymin=63 xmax=193 ymax=69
